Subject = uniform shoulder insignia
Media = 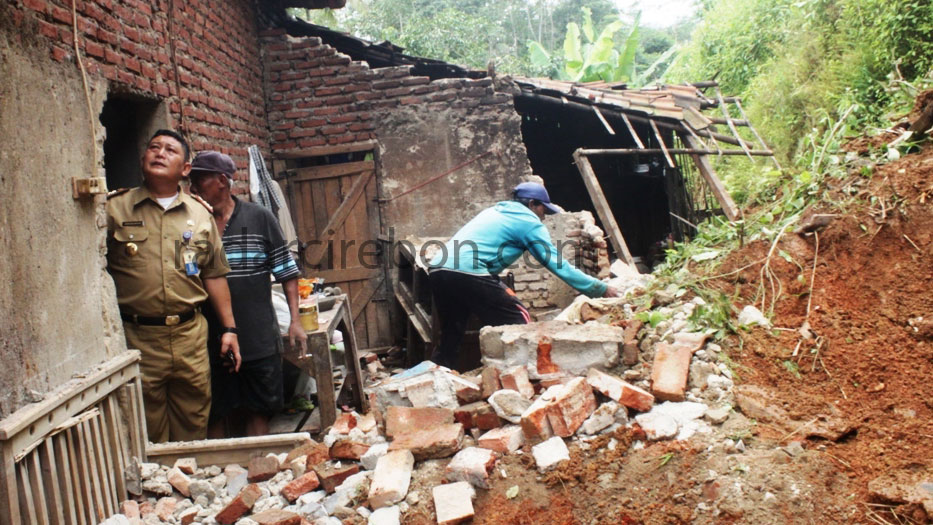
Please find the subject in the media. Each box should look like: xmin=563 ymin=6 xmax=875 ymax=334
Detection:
xmin=191 ymin=193 xmax=214 ymax=213
xmin=107 ymin=188 xmax=130 ymax=199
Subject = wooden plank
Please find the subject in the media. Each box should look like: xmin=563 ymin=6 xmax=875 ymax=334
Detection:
xmin=325 ymin=177 xmax=345 ymax=272
xmin=53 ymin=434 xmax=77 ymax=525
xmin=78 ymin=420 xmax=105 ymax=522
xmin=145 ymin=433 xmax=313 ymax=468
xmin=17 ymin=462 xmax=38 ymax=525
xmin=0 ymin=352 xmax=139 ymax=459
xmin=0 ymin=444 xmax=19 ymax=525
xmin=64 ymin=429 xmax=89 ymax=525
xmin=576 ymin=148 xmax=774 ymax=156
xmin=39 ymin=438 xmax=65 ymax=525
xmin=304 ymin=170 xmax=375 ymax=269
xmin=337 ymin=301 xmax=367 ymax=413
xmin=682 ymin=134 xmax=740 ymax=221
xmin=286 ymin=161 xmax=374 ymax=183
xmin=619 ymin=112 xmax=645 ymax=149
xmin=572 ymin=150 xmax=636 ymax=268
xmin=683 ymin=106 xmax=712 ymax=130
xmin=310 ymin=330 xmax=337 ymax=429
xmin=273 ymin=139 xmax=377 ymax=159
xmin=734 ymin=99 xmax=782 ymax=170
xmin=29 ymin=449 xmax=50 ymax=525
xmin=90 ymin=413 xmax=116 ymax=515
xmin=310 ymin=267 xmax=379 ymax=285
xmin=650 ymin=119 xmax=676 ymax=168
xmin=714 ymin=86 xmax=753 ymax=161
xmin=352 ymin=275 xmax=385 ymax=324
xmin=395 ymin=289 xmax=433 ymax=344
xmin=102 ymin=396 xmax=127 ymax=502
xmin=592 ymin=106 xmax=615 ymax=135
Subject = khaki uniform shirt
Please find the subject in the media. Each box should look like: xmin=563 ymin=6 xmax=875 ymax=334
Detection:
xmin=107 ymin=185 xmax=230 ymax=317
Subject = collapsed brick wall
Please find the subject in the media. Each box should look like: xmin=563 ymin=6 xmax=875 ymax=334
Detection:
xmin=260 ymin=32 xmax=533 ymax=238
xmin=510 ymin=211 xmax=611 ymax=318
xmin=6 ymin=0 xmax=270 ymax=173
xmin=0 ymin=0 xmax=271 ymax=416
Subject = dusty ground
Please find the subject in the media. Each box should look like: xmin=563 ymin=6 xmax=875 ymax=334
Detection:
xmin=386 ymin=107 xmax=933 ymax=524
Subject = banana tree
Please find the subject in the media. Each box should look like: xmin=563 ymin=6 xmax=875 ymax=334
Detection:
xmin=528 ymin=8 xmax=642 ymax=83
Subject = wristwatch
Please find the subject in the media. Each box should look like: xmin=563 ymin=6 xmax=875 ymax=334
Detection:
xmin=221 ymin=327 xmax=238 ymax=335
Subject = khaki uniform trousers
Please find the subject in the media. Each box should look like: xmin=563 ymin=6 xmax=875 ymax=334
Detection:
xmin=123 ymin=313 xmax=211 ymax=443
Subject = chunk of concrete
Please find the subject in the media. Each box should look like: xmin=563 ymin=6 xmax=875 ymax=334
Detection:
xmin=445 ymin=447 xmax=497 ymax=489
xmin=388 ymin=423 xmax=464 ymax=460
xmin=586 ymin=368 xmax=654 ymax=412
xmin=532 ymin=436 xmax=570 ymax=472
xmin=251 ymin=509 xmax=301 ymax=525
xmin=369 ymin=505 xmax=401 ymax=525
xmin=578 ymin=401 xmax=622 ymax=435
xmin=361 ymin=442 xmax=389 ymax=471
xmin=167 ymin=467 xmax=191 ymax=497
xmin=248 ymin=456 xmax=280 ymax=483
xmin=487 ymin=390 xmax=532 ymax=424
xmin=546 ymin=377 xmax=597 ymax=437
xmin=477 ymin=425 xmax=524 ymax=454
xmin=432 ymin=482 xmax=475 ymax=525
xmin=480 ymin=320 xmax=624 ymax=378
xmin=368 ymin=450 xmax=414 ymax=509
xmin=173 ymin=457 xmax=197 ymax=475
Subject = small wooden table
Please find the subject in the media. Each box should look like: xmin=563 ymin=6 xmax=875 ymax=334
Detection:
xmin=281 ymin=294 xmax=368 ymax=430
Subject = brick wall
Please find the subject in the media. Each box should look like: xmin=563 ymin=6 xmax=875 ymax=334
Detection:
xmin=260 ymin=32 xmax=533 ymax=239
xmin=511 ymin=211 xmax=611 ymax=318
xmin=7 ymin=0 xmax=270 ymax=174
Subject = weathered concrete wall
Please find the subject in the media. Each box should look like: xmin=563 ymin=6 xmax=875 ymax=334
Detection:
xmin=510 ymin=211 xmax=611 ymax=318
xmin=0 ymin=28 xmax=122 ymax=418
xmin=0 ymin=0 xmax=272 ymax=417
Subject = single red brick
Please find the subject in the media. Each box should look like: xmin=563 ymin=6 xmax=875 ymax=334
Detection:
xmin=546 ymin=377 xmax=597 ymax=437
xmin=385 ymin=406 xmax=454 ymax=437
xmin=251 ymin=509 xmax=302 ymax=525
xmin=215 ymin=483 xmax=262 ymax=524
xmin=284 ymin=440 xmax=322 ymax=465
xmin=520 ymin=386 xmax=560 ymax=442
xmin=454 ymin=401 xmax=501 ymax=431
xmin=247 ymin=456 xmax=280 ymax=483
xmin=477 ymin=425 xmax=524 ymax=454
xmin=388 ymin=423 xmax=464 ymax=460
xmin=280 ymin=472 xmax=321 ymax=502
xmin=329 ymin=439 xmax=370 ymax=460
xmin=500 ymin=366 xmax=534 ymax=399
xmin=650 ymin=342 xmax=693 ymax=402
xmin=481 ymin=367 xmax=501 ymax=398
xmin=312 ymin=461 xmax=360 ymax=493
xmin=586 ymin=368 xmax=654 ymax=412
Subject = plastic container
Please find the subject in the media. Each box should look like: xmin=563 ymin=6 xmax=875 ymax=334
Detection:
xmin=299 ymin=295 xmax=319 ymax=332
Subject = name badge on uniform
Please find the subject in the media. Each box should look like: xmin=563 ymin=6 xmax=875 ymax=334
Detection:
xmin=183 ymin=246 xmax=199 ymax=276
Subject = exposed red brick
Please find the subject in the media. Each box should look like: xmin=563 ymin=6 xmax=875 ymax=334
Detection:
xmin=481 ymin=367 xmax=501 ymax=398
xmin=500 ymin=366 xmax=535 ymax=399
xmin=454 ymin=401 xmax=501 ymax=431
xmin=247 ymin=456 xmax=280 ymax=483
xmin=650 ymin=342 xmax=693 ymax=402
xmin=329 ymin=439 xmax=370 ymax=460
xmin=388 ymin=423 xmax=464 ymax=460
xmin=215 ymin=483 xmax=262 ymax=524
xmin=312 ymin=461 xmax=360 ymax=493
xmin=586 ymin=368 xmax=654 ymax=412
xmin=280 ymin=472 xmax=321 ymax=502
xmin=546 ymin=377 xmax=597 ymax=437
xmin=251 ymin=509 xmax=302 ymax=525
xmin=385 ymin=406 xmax=454 ymax=437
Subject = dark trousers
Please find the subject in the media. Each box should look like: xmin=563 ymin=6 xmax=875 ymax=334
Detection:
xmin=429 ymin=269 xmax=530 ymax=370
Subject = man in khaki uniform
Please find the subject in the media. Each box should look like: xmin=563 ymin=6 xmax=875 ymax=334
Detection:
xmin=107 ymin=129 xmax=241 ymax=443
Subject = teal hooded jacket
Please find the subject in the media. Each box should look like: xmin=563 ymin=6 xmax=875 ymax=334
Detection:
xmin=429 ymin=201 xmax=607 ymax=298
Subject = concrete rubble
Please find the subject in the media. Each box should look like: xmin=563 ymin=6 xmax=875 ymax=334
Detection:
xmin=102 ymin=269 xmax=749 ymax=525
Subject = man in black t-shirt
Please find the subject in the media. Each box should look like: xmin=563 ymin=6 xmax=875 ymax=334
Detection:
xmin=189 ymin=151 xmax=306 ymax=437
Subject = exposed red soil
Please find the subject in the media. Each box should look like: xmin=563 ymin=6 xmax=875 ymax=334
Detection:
xmin=708 ymin=136 xmax=933 ymax=522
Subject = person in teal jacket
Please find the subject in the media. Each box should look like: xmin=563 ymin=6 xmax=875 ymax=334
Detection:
xmin=428 ymin=181 xmax=620 ymax=370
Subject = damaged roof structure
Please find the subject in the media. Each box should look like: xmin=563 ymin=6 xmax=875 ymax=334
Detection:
xmin=0 ymin=1 xmax=777 ymax=523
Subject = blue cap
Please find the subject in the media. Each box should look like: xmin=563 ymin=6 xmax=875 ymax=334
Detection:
xmin=513 ymin=182 xmax=561 ymax=215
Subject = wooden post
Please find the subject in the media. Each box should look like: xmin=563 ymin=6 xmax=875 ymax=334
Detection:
xmin=0 ymin=444 xmax=18 ymax=525
xmin=572 ymin=150 xmax=636 ymax=268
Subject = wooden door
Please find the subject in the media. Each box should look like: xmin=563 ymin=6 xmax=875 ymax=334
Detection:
xmin=274 ymin=152 xmax=391 ymax=351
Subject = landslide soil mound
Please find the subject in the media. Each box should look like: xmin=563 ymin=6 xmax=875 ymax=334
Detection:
xmin=708 ymin=133 xmax=933 ymax=523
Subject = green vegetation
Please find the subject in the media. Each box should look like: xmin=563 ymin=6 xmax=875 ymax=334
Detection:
xmin=290 ymin=0 xmax=691 ymax=84
xmin=668 ymin=0 xmax=933 ymax=164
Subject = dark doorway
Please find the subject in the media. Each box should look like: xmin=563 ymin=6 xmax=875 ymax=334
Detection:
xmin=99 ymin=93 xmax=166 ymax=190
xmin=514 ymin=95 xmax=680 ymax=266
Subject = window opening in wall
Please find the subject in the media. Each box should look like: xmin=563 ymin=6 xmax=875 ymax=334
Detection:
xmin=99 ymin=93 xmax=167 ymax=191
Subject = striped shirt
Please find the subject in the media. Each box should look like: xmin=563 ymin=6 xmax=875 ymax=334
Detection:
xmin=218 ymin=197 xmax=300 ymax=360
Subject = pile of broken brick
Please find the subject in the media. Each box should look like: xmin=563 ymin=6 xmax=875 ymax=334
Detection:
xmin=103 ymin=274 xmax=745 ymax=525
